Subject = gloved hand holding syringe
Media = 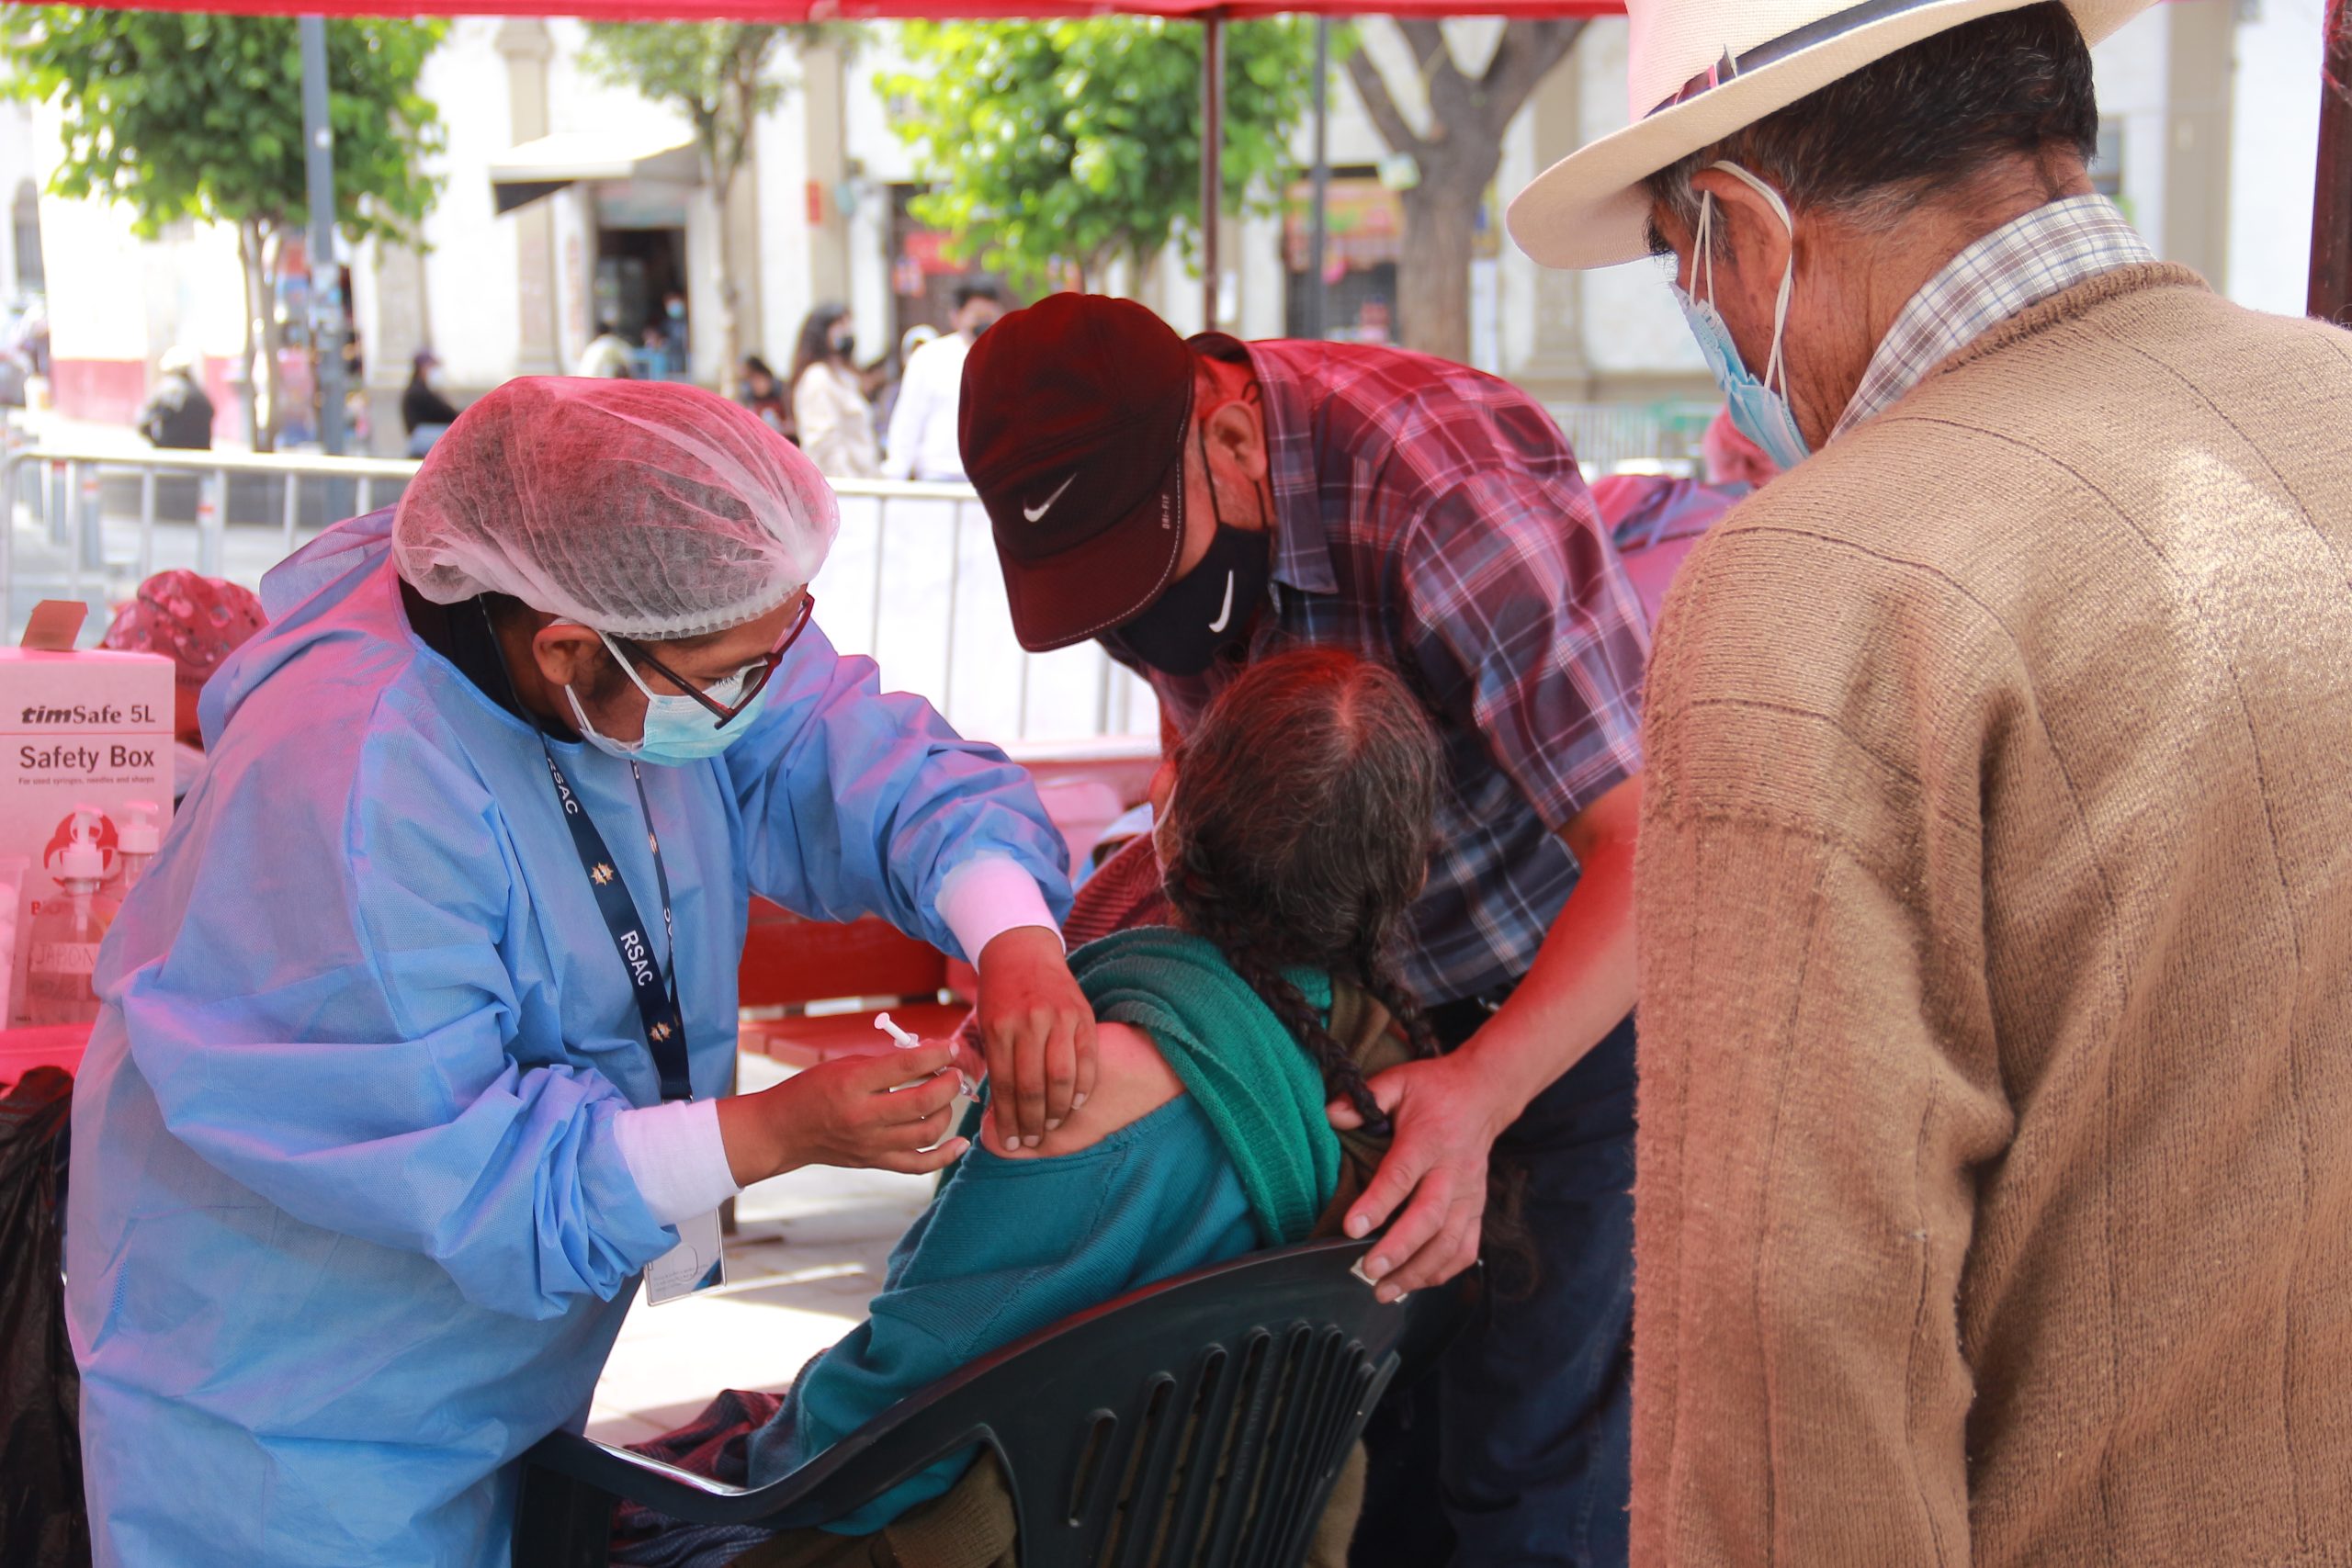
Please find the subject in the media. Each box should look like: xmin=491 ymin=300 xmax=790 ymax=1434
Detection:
xmin=876 ymin=1011 xmax=982 ymax=1098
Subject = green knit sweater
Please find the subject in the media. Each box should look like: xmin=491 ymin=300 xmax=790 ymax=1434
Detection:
xmin=743 ymin=929 xmax=1344 ymax=1533
xmin=1074 ymin=926 xmax=1343 ymax=1247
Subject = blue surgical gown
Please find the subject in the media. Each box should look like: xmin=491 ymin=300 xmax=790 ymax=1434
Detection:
xmin=63 ymin=510 xmax=1071 ymax=1567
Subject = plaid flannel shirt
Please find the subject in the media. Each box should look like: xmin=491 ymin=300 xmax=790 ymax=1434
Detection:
xmin=1834 ymin=194 xmax=2155 ymax=439
xmin=1130 ymin=337 xmax=1649 ymax=1006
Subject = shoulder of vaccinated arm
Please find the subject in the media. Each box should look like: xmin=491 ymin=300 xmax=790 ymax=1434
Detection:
xmin=980 ymin=1021 xmax=1180 ymax=1159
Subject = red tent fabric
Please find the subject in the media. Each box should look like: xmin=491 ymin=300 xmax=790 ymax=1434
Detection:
xmin=76 ymin=0 xmax=1622 ymax=17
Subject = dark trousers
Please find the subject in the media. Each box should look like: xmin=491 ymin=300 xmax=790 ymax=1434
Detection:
xmin=1351 ymin=1009 xmax=1636 ymax=1568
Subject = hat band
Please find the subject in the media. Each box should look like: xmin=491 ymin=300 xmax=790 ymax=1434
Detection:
xmin=1647 ymin=0 xmax=1959 ymax=118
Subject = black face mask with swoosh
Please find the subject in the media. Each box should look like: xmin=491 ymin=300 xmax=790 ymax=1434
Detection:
xmin=1102 ymin=520 xmax=1271 ymax=677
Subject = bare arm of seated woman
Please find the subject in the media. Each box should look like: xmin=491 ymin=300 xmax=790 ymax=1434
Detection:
xmin=978 ymin=1021 xmax=1182 ymax=1160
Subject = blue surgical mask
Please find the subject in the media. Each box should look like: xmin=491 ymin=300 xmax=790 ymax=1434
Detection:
xmin=1671 ymin=161 xmax=1811 ymax=472
xmin=565 ymin=629 xmax=770 ymax=766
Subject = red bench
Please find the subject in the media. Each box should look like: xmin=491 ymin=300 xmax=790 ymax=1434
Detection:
xmin=0 ymin=1023 xmax=94 ymax=1089
xmin=734 ymin=900 xmax=972 ymax=1067
xmin=734 ymin=738 xmax=1160 ymax=1068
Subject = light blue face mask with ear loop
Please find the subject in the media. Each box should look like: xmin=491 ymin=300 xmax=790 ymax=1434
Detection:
xmin=1670 ymin=160 xmax=1813 ymax=472
xmin=565 ymin=627 xmax=773 ymax=766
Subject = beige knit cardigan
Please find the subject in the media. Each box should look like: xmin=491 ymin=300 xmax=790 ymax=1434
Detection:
xmin=1633 ymin=264 xmax=2352 ymax=1567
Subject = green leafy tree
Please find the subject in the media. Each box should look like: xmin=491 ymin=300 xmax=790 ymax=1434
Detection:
xmin=1345 ymin=20 xmax=1589 ymax=363
xmin=2 ymin=9 xmax=446 ymax=450
xmin=884 ymin=17 xmax=1316 ymax=293
xmin=584 ymin=22 xmax=857 ymax=396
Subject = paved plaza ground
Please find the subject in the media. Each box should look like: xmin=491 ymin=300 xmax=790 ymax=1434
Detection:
xmin=586 ymin=1052 xmax=931 ymax=1448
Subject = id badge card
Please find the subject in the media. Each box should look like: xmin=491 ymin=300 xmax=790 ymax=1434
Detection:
xmin=645 ymin=1208 xmax=727 ymax=1305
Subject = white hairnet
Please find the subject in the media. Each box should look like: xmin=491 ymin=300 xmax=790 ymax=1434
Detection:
xmin=392 ymin=377 xmax=838 ymax=640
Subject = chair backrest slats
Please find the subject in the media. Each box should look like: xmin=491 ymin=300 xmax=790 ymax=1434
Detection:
xmin=1093 ymin=1372 xmax=1176 ymax=1565
xmin=1279 ymin=1353 xmax=1380 ymax=1564
xmin=1153 ymin=1345 xmax=1245 ymax=1567
xmin=1109 ymin=1348 xmax=1215 ymax=1568
xmin=1246 ymin=1326 xmax=1339 ymax=1568
xmin=1064 ymin=1409 xmax=1120 ymax=1529
xmin=1196 ymin=1328 xmax=1280 ymax=1565
xmin=514 ymin=1240 xmax=1474 ymax=1568
xmin=1256 ymin=1336 xmax=1348 ymax=1568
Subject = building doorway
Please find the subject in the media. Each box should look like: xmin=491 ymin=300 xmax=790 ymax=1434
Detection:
xmin=592 ymin=209 xmax=688 ymax=380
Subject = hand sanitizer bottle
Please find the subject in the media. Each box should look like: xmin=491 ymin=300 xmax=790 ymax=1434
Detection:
xmin=27 ymin=816 xmax=120 ymax=1026
xmin=113 ymin=800 xmax=161 ymax=895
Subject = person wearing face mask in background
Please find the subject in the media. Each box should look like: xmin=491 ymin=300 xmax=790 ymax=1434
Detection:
xmin=964 ymin=293 xmax=1650 ymax=1568
xmin=736 ymin=355 xmax=791 ymax=437
xmin=1511 ymin=1 xmax=2352 ymax=1562
xmin=661 ymin=290 xmax=691 ymax=378
xmin=401 ymin=347 xmax=464 ymax=457
xmin=882 ymin=283 xmax=1005 ymax=483
xmin=788 ymin=304 xmax=880 ymax=479
xmin=65 ymin=378 xmax=1091 ymax=1568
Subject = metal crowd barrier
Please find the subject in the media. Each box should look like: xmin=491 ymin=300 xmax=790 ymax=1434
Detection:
xmin=0 ymin=440 xmax=1157 ymax=745
xmin=1548 ymin=399 xmax=1722 ymax=477
xmin=0 ymin=442 xmax=418 ymax=615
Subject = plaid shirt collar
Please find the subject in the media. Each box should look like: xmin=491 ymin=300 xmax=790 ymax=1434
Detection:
xmin=1833 ymin=194 xmax=2154 ymax=441
xmin=1189 ymin=333 xmax=1339 ymax=597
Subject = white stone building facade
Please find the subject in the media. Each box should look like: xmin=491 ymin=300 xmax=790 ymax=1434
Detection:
xmin=0 ymin=1 xmax=2325 ymax=454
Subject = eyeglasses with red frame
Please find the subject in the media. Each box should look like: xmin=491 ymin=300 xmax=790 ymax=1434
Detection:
xmin=614 ymin=590 xmax=816 ymax=731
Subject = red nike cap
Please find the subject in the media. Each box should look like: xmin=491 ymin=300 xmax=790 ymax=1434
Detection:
xmin=959 ymin=293 xmax=1193 ymax=652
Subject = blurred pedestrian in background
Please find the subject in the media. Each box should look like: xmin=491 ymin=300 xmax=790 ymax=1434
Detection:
xmin=1696 ymin=403 xmax=1776 ymax=490
xmin=868 ymin=323 xmax=937 ymax=438
xmin=884 ymin=284 xmax=1003 ymax=483
xmin=1589 ymin=409 xmax=1780 ymax=628
xmin=789 ymin=304 xmax=879 ymax=480
xmin=99 ymin=570 xmax=266 ymax=801
xmin=137 ymin=347 xmax=213 ymax=451
xmin=579 ymin=320 xmax=634 ymax=379
xmin=737 ymin=355 xmax=790 ymax=438
xmin=401 ymin=347 xmax=463 ymax=458
xmin=638 ymin=321 xmax=674 ymax=382
xmin=662 ymin=289 xmax=691 ymax=374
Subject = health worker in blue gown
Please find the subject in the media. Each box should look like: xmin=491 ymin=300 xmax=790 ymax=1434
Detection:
xmin=64 ymin=378 xmax=1098 ymax=1567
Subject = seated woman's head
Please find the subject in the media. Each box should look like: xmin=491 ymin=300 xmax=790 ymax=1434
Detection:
xmin=1151 ymin=649 xmax=1444 ymax=1116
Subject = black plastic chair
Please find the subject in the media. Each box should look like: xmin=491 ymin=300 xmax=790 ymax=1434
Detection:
xmin=513 ymin=1236 xmax=1472 ymax=1568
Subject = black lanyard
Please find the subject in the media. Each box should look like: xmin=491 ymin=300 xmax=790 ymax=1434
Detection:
xmin=475 ymin=599 xmax=693 ymax=1102
xmin=539 ymin=740 xmax=694 ymax=1102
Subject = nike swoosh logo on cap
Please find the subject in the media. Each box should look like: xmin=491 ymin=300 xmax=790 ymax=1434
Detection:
xmin=1207 ymin=571 xmax=1237 ymax=634
xmin=1023 ymin=473 xmax=1078 ymax=523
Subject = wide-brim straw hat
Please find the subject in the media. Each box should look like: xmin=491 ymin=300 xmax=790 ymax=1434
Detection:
xmin=1509 ymin=0 xmax=2159 ymax=270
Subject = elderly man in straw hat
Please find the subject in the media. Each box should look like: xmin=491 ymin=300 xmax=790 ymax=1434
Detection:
xmin=1510 ymin=2 xmax=2352 ymax=1562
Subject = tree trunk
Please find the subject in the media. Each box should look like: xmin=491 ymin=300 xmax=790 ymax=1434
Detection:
xmin=1398 ymin=177 xmax=1481 ymax=364
xmin=1344 ymin=19 xmax=1588 ymax=367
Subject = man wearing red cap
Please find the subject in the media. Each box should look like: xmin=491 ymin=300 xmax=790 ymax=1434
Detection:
xmin=964 ymin=293 xmax=1648 ymax=1565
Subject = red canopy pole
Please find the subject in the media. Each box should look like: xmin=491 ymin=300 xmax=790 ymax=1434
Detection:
xmin=2311 ymin=0 xmax=2352 ymax=322
xmin=1202 ymin=10 xmax=1225 ymax=328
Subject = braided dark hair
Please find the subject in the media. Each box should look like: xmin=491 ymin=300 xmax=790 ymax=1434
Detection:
xmin=1156 ymin=649 xmax=1445 ymax=1126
